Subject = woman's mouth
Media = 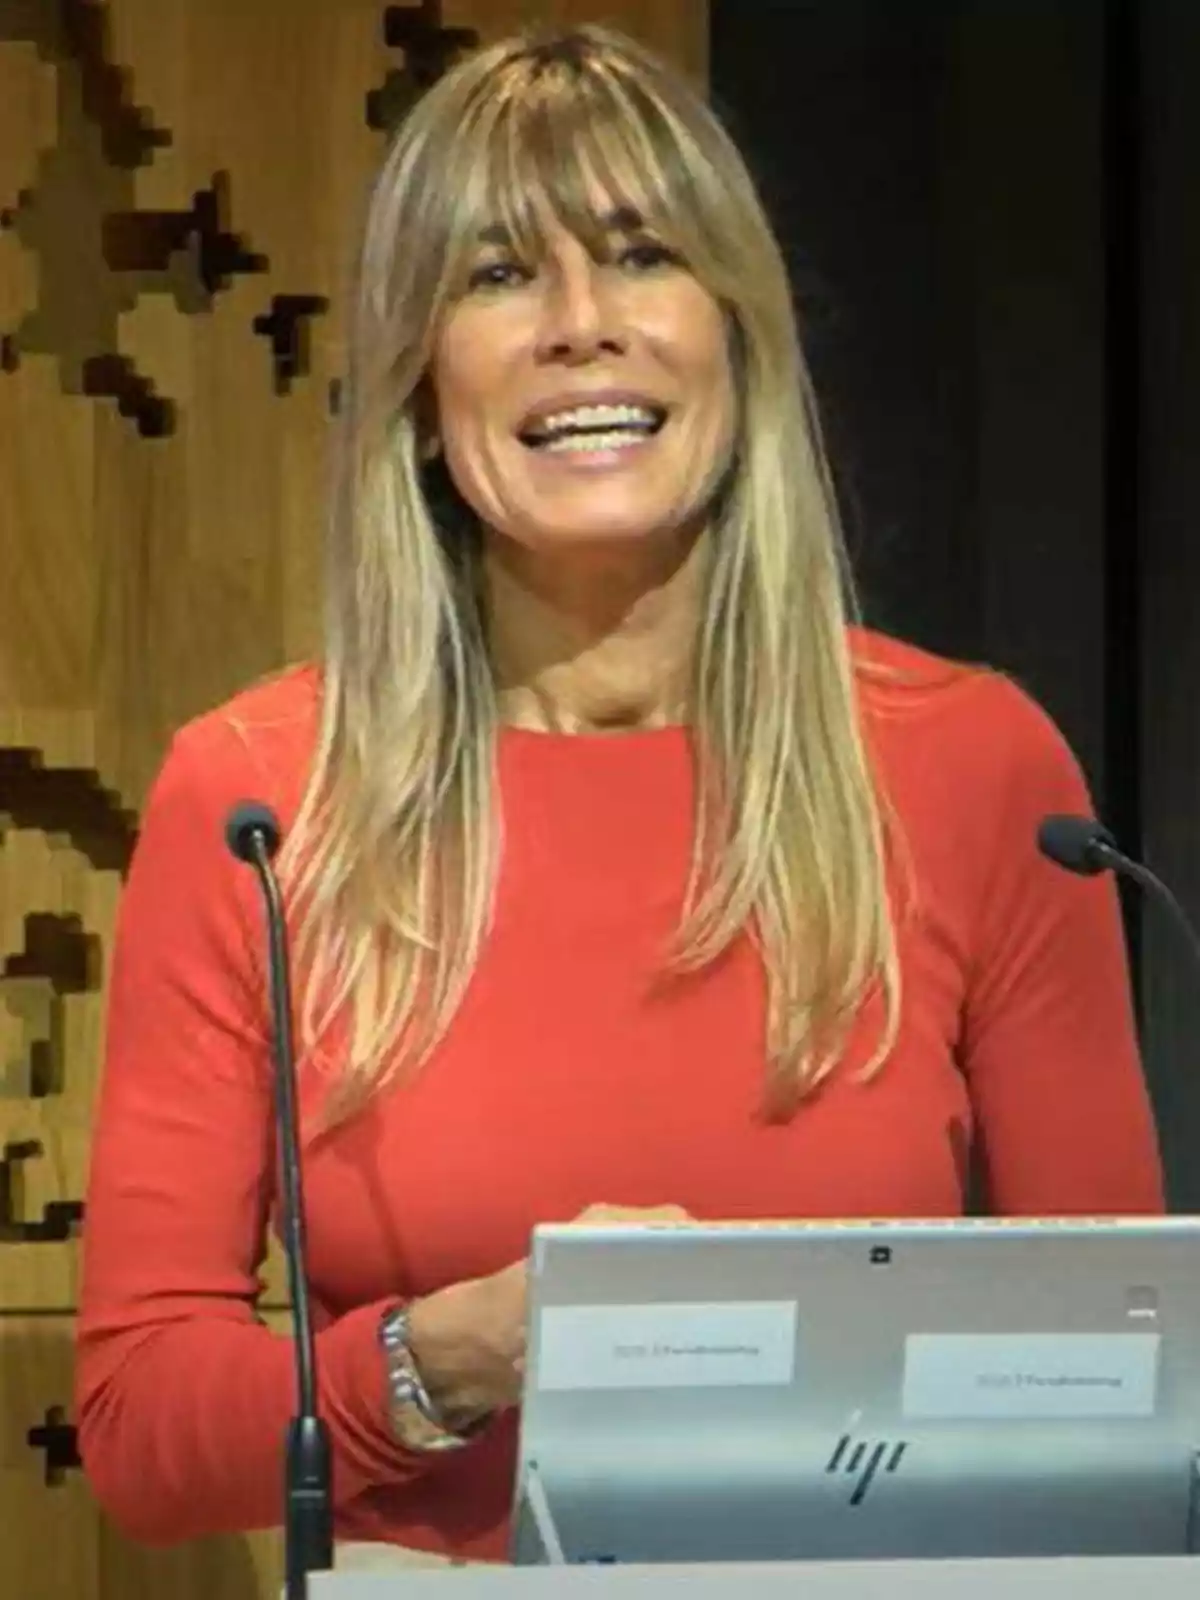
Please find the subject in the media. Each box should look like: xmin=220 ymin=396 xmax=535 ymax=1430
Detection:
xmin=518 ymin=401 xmax=668 ymax=455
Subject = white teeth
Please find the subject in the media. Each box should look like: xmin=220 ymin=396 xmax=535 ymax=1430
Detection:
xmin=535 ymin=402 xmax=660 ymax=434
xmin=543 ymin=429 xmax=649 ymax=454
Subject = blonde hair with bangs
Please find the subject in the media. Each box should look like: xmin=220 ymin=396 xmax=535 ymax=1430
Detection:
xmin=282 ymin=24 xmax=901 ymax=1125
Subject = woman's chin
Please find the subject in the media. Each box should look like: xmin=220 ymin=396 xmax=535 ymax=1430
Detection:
xmin=508 ymin=515 xmax=695 ymax=555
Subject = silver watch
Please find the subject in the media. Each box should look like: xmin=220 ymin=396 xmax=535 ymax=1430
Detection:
xmin=379 ymin=1303 xmax=473 ymax=1453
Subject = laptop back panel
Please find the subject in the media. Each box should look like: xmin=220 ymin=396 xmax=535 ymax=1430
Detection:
xmin=512 ymin=1219 xmax=1200 ymax=1564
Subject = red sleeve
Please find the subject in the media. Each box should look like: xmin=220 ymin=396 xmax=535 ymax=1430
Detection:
xmin=959 ymin=677 xmax=1164 ymax=1215
xmin=75 ymin=724 xmax=451 ymax=1544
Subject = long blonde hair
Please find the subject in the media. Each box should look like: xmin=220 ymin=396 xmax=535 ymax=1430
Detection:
xmin=283 ymin=24 xmax=901 ymax=1124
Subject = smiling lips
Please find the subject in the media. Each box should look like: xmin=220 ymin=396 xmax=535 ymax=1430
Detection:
xmin=519 ymin=399 xmax=668 ymax=456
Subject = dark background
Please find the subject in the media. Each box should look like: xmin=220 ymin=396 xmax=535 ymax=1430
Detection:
xmin=710 ymin=0 xmax=1200 ymax=1205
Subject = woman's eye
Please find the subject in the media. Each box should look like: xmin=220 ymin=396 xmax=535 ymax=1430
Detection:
xmin=619 ymin=240 xmax=681 ymax=272
xmin=466 ymin=259 xmax=530 ymax=292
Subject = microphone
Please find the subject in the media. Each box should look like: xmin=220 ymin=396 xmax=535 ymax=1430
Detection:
xmin=1037 ymin=813 xmax=1200 ymax=971
xmin=224 ymin=800 xmax=333 ymax=1599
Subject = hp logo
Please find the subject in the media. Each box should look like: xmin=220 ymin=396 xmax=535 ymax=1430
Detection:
xmin=826 ymin=1432 xmax=909 ymax=1506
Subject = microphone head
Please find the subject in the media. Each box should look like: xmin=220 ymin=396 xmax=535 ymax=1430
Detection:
xmin=225 ymin=800 xmax=282 ymax=863
xmin=1037 ymin=813 xmax=1118 ymax=877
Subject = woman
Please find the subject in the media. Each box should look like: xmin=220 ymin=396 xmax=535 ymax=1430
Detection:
xmin=75 ymin=23 xmax=1162 ymax=1567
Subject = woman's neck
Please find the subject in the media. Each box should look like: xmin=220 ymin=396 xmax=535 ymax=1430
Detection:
xmin=484 ymin=532 xmax=706 ymax=734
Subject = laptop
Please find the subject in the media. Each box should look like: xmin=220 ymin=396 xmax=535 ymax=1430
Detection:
xmin=510 ymin=1217 xmax=1200 ymax=1565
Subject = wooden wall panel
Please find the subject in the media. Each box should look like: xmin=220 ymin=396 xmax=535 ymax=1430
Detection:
xmin=0 ymin=1316 xmax=101 ymax=1600
xmin=0 ymin=4 xmax=706 ymax=1597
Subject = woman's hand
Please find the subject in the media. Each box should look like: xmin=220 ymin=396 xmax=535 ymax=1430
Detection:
xmin=406 ymin=1202 xmax=692 ymax=1424
xmin=406 ymin=1257 xmax=529 ymax=1425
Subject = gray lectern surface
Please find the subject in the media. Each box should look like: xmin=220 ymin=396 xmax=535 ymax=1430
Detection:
xmin=309 ymin=1555 xmax=1200 ymax=1600
xmin=513 ymin=1217 xmax=1200 ymax=1564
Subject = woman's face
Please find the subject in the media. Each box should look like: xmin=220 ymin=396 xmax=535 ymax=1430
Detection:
xmin=427 ymin=207 xmax=736 ymax=560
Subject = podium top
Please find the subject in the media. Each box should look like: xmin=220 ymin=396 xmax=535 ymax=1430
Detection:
xmin=310 ymin=1554 xmax=1200 ymax=1599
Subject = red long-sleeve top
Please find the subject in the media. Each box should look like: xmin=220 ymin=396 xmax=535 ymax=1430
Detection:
xmin=75 ymin=631 xmax=1164 ymax=1560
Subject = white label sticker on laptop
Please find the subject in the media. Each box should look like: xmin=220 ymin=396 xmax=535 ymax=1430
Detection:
xmin=902 ymin=1332 xmax=1161 ymax=1420
xmin=534 ymin=1301 xmax=798 ymax=1391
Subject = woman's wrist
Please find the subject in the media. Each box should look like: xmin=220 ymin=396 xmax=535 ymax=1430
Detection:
xmin=379 ymin=1299 xmax=489 ymax=1450
xmin=404 ymin=1286 xmax=498 ymax=1428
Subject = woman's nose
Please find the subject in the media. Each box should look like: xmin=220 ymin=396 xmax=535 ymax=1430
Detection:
xmin=536 ymin=255 xmax=626 ymax=365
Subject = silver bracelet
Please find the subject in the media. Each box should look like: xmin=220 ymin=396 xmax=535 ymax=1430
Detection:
xmin=378 ymin=1303 xmax=475 ymax=1453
